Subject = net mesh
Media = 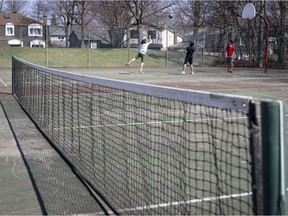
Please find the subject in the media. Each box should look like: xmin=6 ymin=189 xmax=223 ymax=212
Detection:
xmin=12 ymin=57 xmax=260 ymax=215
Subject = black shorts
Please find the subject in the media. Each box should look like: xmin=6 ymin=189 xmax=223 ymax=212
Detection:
xmin=226 ymin=56 xmax=233 ymax=64
xmin=184 ymin=56 xmax=193 ymax=65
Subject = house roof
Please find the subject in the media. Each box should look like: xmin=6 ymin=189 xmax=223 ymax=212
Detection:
xmin=0 ymin=12 xmax=40 ymax=25
xmin=71 ymin=28 xmax=112 ymax=44
xmin=49 ymin=26 xmax=66 ymax=36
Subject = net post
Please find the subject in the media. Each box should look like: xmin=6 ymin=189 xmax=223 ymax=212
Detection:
xmin=261 ymin=100 xmax=286 ymax=215
xmin=248 ymin=101 xmax=262 ymax=215
xmin=12 ymin=55 xmax=15 ymax=95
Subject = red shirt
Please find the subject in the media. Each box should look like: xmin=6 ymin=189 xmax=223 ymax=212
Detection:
xmin=226 ymin=45 xmax=235 ymax=56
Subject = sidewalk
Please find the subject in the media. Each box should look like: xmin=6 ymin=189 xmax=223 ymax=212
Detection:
xmin=0 ymin=93 xmax=42 ymax=215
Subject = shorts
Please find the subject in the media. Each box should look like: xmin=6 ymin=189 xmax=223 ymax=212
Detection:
xmin=135 ymin=52 xmax=145 ymax=63
xmin=184 ymin=56 xmax=193 ymax=65
xmin=226 ymin=56 xmax=233 ymax=64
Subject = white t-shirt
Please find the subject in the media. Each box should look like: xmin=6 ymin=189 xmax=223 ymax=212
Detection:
xmin=139 ymin=41 xmax=152 ymax=53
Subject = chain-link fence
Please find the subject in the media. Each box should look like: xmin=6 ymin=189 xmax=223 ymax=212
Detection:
xmin=2 ymin=25 xmax=287 ymax=68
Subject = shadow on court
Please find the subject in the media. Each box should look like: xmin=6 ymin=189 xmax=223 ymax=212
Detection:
xmin=0 ymin=94 xmax=107 ymax=215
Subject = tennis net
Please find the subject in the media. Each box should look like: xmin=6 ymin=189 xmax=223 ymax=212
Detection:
xmin=12 ymin=56 xmax=262 ymax=215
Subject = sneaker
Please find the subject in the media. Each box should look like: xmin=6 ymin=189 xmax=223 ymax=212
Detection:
xmin=227 ymin=69 xmax=232 ymax=74
xmin=139 ymin=70 xmax=144 ymax=74
xmin=180 ymin=71 xmax=185 ymax=75
xmin=126 ymin=63 xmax=130 ymax=67
xmin=191 ymin=71 xmax=194 ymax=74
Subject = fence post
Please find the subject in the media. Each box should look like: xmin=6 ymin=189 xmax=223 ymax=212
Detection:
xmin=127 ymin=29 xmax=131 ymax=63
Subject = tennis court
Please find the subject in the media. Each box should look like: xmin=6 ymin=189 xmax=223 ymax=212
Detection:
xmin=0 ymin=60 xmax=287 ymax=215
xmin=61 ymin=66 xmax=288 ymax=100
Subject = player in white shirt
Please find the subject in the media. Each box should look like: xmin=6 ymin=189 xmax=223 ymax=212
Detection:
xmin=126 ymin=36 xmax=152 ymax=74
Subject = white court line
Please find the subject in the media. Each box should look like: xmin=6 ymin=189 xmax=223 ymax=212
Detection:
xmin=48 ymin=113 xmax=288 ymax=132
xmin=48 ymin=116 xmax=249 ymax=131
xmin=0 ymin=128 xmax=40 ymax=133
xmin=104 ymin=192 xmax=252 ymax=214
xmin=0 ymin=78 xmax=7 ymax=87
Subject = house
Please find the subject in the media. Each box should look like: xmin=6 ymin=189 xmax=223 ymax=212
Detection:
xmin=68 ymin=27 xmax=183 ymax=50
xmin=0 ymin=12 xmax=46 ymax=47
xmin=127 ymin=28 xmax=183 ymax=50
xmin=69 ymin=27 xmax=112 ymax=48
xmin=162 ymin=28 xmax=183 ymax=49
xmin=49 ymin=26 xmax=67 ymax=48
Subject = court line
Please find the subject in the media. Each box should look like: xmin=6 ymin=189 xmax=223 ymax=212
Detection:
xmin=0 ymin=128 xmax=40 ymax=133
xmin=103 ymin=192 xmax=252 ymax=214
xmin=0 ymin=78 xmax=7 ymax=87
xmin=48 ymin=116 xmax=249 ymax=131
xmin=47 ymin=112 xmax=288 ymax=131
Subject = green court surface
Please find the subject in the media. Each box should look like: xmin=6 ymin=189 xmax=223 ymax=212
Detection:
xmin=0 ymin=66 xmax=287 ymax=214
xmin=59 ymin=66 xmax=288 ymax=99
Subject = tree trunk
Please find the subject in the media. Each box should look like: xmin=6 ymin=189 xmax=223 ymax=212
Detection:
xmin=277 ymin=1 xmax=286 ymax=66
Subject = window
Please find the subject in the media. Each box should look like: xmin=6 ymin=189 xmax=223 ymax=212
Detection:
xmin=148 ymin=30 xmax=156 ymax=39
xmin=28 ymin=24 xmax=42 ymax=36
xmin=8 ymin=39 xmax=22 ymax=47
xmin=30 ymin=40 xmax=45 ymax=47
xmin=5 ymin=23 xmax=14 ymax=36
xmin=130 ymin=30 xmax=139 ymax=39
xmin=4 ymin=14 xmax=10 ymax=19
xmin=91 ymin=42 xmax=97 ymax=49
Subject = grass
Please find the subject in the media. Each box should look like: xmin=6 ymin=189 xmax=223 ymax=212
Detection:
xmin=1 ymin=47 xmax=286 ymax=69
xmin=0 ymin=47 xmax=220 ymax=68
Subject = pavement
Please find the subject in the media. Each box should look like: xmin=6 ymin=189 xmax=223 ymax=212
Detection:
xmin=0 ymin=66 xmax=287 ymax=215
xmin=0 ymin=94 xmax=43 ymax=214
xmin=0 ymin=93 xmax=107 ymax=215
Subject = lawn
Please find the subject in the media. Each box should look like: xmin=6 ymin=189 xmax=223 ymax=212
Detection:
xmin=0 ymin=47 xmax=220 ymax=68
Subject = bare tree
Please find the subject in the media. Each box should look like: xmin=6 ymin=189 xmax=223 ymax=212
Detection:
xmin=29 ymin=0 xmax=50 ymax=22
xmin=32 ymin=0 xmax=288 ymax=67
xmin=203 ymin=1 xmax=251 ymax=58
xmin=174 ymin=0 xmax=206 ymax=28
xmin=0 ymin=0 xmax=5 ymax=12
xmin=4 ymin=0 xmax=28 ymax=14
xmin=93 ymin=1 xmax=131 ymax=29
xmin=72 ymin=0 xmax=97 ymax=48
xmin=49 ymin=0 xmax=97 ymax=48
xmin=266 ymin=1 xmax=287 ymax=67
xmin=49 ymin=0 xmax=75 ymax=48
xmin=205 ymin=1 xmax=244 ymax=34
xmin=91 ymin=1 xmax=131 ymax=48
xmin=50 ymin=14 xmax=58 ymax=26
xmin=90 ymin=1 xmax=178 ymax=46
xmin=174 ymin=0 xmax=208 ymax=47
xmin=124 ymin=0 xmax=178 ymax=41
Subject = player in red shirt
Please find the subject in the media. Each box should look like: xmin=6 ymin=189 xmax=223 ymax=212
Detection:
xmin=226 ymin=40 xmax=235 ymax=73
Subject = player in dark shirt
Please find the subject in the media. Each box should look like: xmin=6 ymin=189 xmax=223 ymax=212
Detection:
xmin=180 ymin=41 xmax=195 ymax=75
